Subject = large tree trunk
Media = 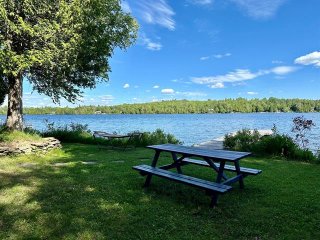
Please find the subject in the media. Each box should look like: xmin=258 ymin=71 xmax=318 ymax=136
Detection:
xmin=6 ymin=74 xmax=23 ymax=131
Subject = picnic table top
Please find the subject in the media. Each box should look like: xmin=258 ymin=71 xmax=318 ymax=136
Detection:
xmin=147 ymin=144 xmax=251 ymax=162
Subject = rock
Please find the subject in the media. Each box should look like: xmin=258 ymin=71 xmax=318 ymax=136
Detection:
xmin=81 ymin=161 xmax=98 ymax=165
xmin=20 ymin=163 xmax=38 ymax=168
xmin=0 ymin=137 xmax=61 ymax=157
xmin=51 ymin=162 xmax=69 ymax=167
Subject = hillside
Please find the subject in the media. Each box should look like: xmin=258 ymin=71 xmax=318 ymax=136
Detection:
xmin=1 ymin=98 xmax=320 ymax=114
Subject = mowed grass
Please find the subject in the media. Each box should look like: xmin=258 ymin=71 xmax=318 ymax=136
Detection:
xmin=0 ymin=144 xmax=319 ymax=240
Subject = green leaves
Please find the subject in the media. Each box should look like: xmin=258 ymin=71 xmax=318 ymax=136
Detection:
xmin=0 ymin=0 xmax=138 ymax=103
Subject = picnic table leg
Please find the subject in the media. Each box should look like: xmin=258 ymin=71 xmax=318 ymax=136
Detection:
xmin=234 ymin=160 xmax=244 ymax=189
xmin=144 ymin=150 xmax=161 ymax=187
xmin=210 ymin=193 xmax=219 ymax=208
xmin=171 ymin=152 xmax=182 ymax=174
xmin=216 ymin=160 xmax=226 ymax=183
xmin=204 ymin=157 xmax=227 ymax=181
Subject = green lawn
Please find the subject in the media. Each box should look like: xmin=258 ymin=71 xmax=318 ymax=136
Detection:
xmin=0 ymin=144 xmax=319 ymax=239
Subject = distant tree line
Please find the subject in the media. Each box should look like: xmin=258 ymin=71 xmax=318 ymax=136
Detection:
xmin=1 ymin=98 xmax=320 ymax=115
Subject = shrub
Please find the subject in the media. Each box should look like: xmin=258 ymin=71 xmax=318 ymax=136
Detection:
xmin=223 ymin=129 xmax=261 ymax=151
xmin=292 ymin=115 xmax=315 ymax=149
xmin=224 ymin=128 xmax=316 ymax=162
xmin=42 ymin=121 xmax=181 ymax=147
xmin=131 ymin=129 xmax=181 ymax=147
xmin=42 ymin=122 xmax=96 ymax=144
xmin=253 ymin=134 xmax=315 ymax=161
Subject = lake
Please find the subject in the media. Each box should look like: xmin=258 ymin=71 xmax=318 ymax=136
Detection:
xmin=1 ymin=113 xmax=320 ymax=150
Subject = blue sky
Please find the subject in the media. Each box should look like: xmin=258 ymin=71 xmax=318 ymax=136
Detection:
xmin=16 ymin=0 xmax=320 ymax=106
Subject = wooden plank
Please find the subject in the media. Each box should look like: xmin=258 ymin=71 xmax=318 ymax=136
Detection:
xmin=133 ymin=165 xmax=232 ymax=193
xmin=147 ymin=144 xmax=251 ymax=162
xmin=204 ymin=157 xmax=227 ymax=180
xmin=215 ymin=160 xmax=226 ymax=183
xmin=223 ymin=175 xmax=243 ymax=185
xmin=144 ymin=150 xmax=161 ymax=187
xmin=171 ymin=152 xmax=182 ymax=174
xmin=182 ymin=158 xmax=262 ymax=175
xmin=234 ymin=160 xmax=244 ymax=189
xmin=136 ymin=164 xmax=231 ymax=190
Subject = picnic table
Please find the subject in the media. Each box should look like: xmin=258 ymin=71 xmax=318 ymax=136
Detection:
xmin=133 ymin=144 xmax=262 ymax=207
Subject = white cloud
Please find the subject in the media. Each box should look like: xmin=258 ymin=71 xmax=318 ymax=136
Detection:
xmin=272 ymin=60 xmax=283 ymax=64
xmin=97 ymin=95 xmax=114 ymax=105
xmin=171 ymin=78 xmax=192 ymax=84
xmin=192 ymin=65 xmax=297 ymax=88
xmin=210 ymin=82 xmax=225 ymax=88
xmin=123 ymin=83 xmax=130 ymax=88
xmin=140 ymin=33 xmax=162 ymax=51
xmin=247 ymin=91 xmax=258 ymax=95
xmin=161 ymin=88 xmax=175 ymax=94
xmin=271 ymin=66 xmax=298 ymax=75
xmin=231 ymin=0 xmax=287 ymax=19
xmin=214 ymin=53 xmax=232 ymax=59
xmin=153 ymin=85 xmax=160 ymax=88
xmin=200 ymin=53 xmax=231 ymax=61
xmin=176 ymin=91 xmax=207 ymax=97
xmin=192 ymin=69 xmax=262 ymax=85
xmin=121 ymin=1 xmax=131 ymax=13
xmin=100 ymin=95 xmax=114 ymax=101
xmin=137 ymin=0 xmax=175 ymax=30
xmin=294 ymin=51 xmax=320 ymax=68
xmin=189 ymin=0 xmax=213 ymax=5
xmin=200 ymin=56 xmax=210 ymax=61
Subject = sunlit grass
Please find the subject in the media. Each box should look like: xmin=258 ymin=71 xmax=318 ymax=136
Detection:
xmin=0 ymin=144 xmax=319 ymax=239
xmin=0 ymin=130 xmax=43 ymax=143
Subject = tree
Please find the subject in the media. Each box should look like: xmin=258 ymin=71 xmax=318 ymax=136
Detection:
xmin=0 ymin=0 xmax=138 ymax=130
xmin=0 ymin=78 xmax=7 ymax=105
xmin=292 ymin=116 xmax=315 ymax=149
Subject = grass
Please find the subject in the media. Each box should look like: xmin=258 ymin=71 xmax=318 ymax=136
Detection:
xmin=0 ymin=144 xmax=319 ymax=239
xmin=0 ymin=130 xmax=43 ymax=143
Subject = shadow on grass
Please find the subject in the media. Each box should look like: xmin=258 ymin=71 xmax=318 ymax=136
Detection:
xmin=0 ymin=144 xmax=319 ymax=239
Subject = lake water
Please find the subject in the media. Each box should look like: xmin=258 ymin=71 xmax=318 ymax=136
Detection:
xmin=1 ymin=113 xmax=320 ymax=150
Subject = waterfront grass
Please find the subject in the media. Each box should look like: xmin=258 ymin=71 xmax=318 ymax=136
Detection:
xmin=0 ymin=129 xmax=43 ymax=143
xmin=0 ymin=144 xmax=319 ymax=239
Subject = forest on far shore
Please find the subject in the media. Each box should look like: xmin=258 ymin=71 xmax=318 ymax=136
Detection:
xmin=1 ymin=98 xmax=320 ymax=115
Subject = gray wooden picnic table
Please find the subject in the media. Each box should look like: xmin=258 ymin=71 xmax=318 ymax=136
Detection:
xmin=133 ymin=144 xmax=262 ymax=207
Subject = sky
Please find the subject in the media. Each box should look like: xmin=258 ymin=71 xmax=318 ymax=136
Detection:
xmin=11 ymin=0 xmax=320 ymax=107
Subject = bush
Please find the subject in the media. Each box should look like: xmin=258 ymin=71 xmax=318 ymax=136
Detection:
xmin=42 ymin=122 xmax=97 ymax=144
xmin=131 ymin=129 xmax=181 ymax=147
xmin=253 ymin=134 xmax=315 ymax=161
xmin=223 ymin=129 xmax=261 ymax=151
xmin=224 ymin=128 xmax=316 ymax=162
xmin=42 ymin=121 xmax=181 ymax=147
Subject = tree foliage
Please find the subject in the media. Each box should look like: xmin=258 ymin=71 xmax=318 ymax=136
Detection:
xmin=0 ymin=0 xmax=138 ymax=103
xmin=1 ymin=98 xmax=320 ymax=115
xmin=292 ymin=116 xmax=315 ymax=149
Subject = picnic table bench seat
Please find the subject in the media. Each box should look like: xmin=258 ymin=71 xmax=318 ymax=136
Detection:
xmin=133 ymin=165 xmax=232 ymax=194
xmin=182 ymin=158 xmax=262 ymax=176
